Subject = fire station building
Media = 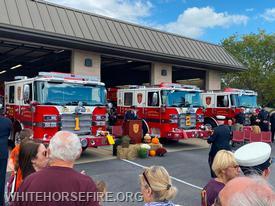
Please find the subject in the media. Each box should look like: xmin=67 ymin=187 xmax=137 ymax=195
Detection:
xmin=0 ymin=0 xmax=245 ymax=90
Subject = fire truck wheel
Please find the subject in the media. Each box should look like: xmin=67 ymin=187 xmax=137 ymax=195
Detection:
xmin=204 ymin=118 xmax=217 ymax=129
xmin=81 ymin=146 xmax=88 ymax=152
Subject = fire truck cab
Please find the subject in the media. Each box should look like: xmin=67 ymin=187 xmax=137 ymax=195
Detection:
xmin=4 ymin=72 xmax=113 ymax=149
xmin=109 ymin=83 xmax=209 ymax=140
xmin=201 ymin=88 xmax=258 ymax=128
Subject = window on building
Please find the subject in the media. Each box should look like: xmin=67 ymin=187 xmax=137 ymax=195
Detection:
xmin=124 ymin=92 xmax=133 ymax=106
xmin=217 ymin=95 xmax=229 ymax=107
xmin=9 ymin=86 xmax=15 ymax=103
xmin=148 ymin=92 xmax=159 ymax=106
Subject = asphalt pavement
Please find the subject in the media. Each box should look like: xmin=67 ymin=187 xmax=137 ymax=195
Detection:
xmin=73 ymin=141 xmax=275 ymax=206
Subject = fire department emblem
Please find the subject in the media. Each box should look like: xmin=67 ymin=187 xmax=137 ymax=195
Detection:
xmin=137 ymin=93 xmax=143 ymax=104
xmin=206 ymin=96 xmax=212 ymax=105
xmin=133 ymin=123 xmax=140 ymax=134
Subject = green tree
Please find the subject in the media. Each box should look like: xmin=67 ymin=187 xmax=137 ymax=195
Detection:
xmin=221 ymin=30 xmax=275 ymax=107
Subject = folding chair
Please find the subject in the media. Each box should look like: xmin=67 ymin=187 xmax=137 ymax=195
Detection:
xmin=261 ymin=131 xmax=272 ymax=143
xmin=243 ymin=127 xmax=252 ymax=141
xmin=249 ymin=132 xmax=262 ymax=143
xmin=232 ymin=131 xmax=245 ymax=146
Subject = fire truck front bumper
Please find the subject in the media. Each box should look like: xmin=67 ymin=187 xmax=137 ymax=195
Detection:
xmin=79 ymin=135 xmax=114 ymax=148
xmin=167 ymin=129 xmax=210 ymax=140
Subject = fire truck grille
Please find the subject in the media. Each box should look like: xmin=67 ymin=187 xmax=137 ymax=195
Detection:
xmin=61 ymin=114 xmax=92 ymax=135
xmin=178 ymin=113 xmax=196 ymax=129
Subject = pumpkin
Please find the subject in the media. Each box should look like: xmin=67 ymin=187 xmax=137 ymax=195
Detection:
xmin=156 ymin=147 xmax=167 ymax=156
xmin=151 ymin=137 xmax=159 ymax=144
xmin=149 ymin=150 xmax=156 ymax=157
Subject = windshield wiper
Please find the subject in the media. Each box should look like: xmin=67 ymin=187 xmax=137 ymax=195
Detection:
xmin=44 ymin=102 xmax=58 ymax=105
xmin=92 ymin=103 xmax=105 ymax=106
xmin=66 ymin=101 xmax=79 ymax=105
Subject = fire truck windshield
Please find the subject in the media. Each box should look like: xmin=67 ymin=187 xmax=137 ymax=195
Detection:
xmin=35 ymin=81 xmax=106 ymax=106
xmin=231 ymin=94 xmax=257 ymax=108
xmin=161 ymin=90 xmax=202 ymax=107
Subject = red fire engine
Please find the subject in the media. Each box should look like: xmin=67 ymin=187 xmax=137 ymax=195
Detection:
xmin=108 ymin=83 xmax=209 ymax=140
xmin=3 ymin=72 xmax=114 ymax=149
xmin=201 ymin=88 xmax=259 ymax=128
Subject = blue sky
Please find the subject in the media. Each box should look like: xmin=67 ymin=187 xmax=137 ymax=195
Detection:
xmin=48 ymin=0 xmax=275 ymax=44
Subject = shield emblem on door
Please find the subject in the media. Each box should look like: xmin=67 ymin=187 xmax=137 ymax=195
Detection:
xmin=133 ymin=123 xmax=140 ymax=134
xmin=206 ymin=96 xmax=212 ymax=105
xmin=137 ymin=93 xmax=143 ymax=104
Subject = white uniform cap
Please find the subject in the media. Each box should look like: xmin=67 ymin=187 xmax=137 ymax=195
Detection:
xmin=234 ymin=142 xmax=271 ymax=167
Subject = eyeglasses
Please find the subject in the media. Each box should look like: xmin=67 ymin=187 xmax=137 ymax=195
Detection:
xmin=142 ymin=171 xmax=151 ymax=188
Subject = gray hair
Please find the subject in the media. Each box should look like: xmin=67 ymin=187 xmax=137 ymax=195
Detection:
xmin=229 ymin=175 xmax=274 ymax=206
xmin=49 ymin=131 xmax=82 ymax=162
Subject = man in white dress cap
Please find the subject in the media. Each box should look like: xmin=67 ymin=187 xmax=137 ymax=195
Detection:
xmin=234 ymin=142 xmax=272 ymax=178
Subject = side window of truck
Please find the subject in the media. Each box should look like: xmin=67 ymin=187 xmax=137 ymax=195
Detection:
xmin=23 ymin=83 xmax=33 ymax=104
xmin=124 ymin=92 xmax=133 ymax=106
xmin=148 ymin=92 xmax=159 ymax=106
xmin=9 ymin=86 xmax=15 ymax=103
xmin=217 ymin=95 xmax=229 ymax=107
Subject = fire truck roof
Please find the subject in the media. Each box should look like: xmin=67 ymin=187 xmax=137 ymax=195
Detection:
xmin=116 ymin=83 xmax=201 ymax=92
xmin=5 ymin=72 xmax=105 ymax=86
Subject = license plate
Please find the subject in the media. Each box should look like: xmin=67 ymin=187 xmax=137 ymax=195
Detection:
xmin=186 ymin=116 xmax=191 ymax=126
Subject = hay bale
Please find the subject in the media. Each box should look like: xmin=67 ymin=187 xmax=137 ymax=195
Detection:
xmin=117 ymin=146 xmax=128 ymax=159
xmin=149 ymin=143 xmax=162 ymax=151
xmin=117 ymin=144 xmax=140 ymax=160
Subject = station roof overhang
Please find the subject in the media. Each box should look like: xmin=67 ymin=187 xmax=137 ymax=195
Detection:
xmin=0 ymin=0 xmax=246 ymax=73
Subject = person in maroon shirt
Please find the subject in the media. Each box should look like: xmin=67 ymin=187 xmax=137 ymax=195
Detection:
xmin=201 ymin=150 xmax=240 ymax=206
xmin=11 ymin=131 xmax=99 ymax=206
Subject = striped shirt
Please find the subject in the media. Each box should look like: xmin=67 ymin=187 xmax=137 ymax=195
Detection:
xmin=144 ymin=201 xmax=175 ymax=206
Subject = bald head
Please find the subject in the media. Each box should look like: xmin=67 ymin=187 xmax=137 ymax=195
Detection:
xmin=219 ymin=176 xmax=274 ymax=206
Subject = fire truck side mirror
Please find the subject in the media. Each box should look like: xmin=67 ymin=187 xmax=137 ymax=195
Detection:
xmin=23 ymin=85 xmax=30 ymax=103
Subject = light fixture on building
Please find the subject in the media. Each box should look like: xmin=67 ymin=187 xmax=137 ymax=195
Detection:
xmin=10 ymin=64 xmax=22 ymax=70
xmin=161 ymin=69 xmax=167 ymax=76
xmin=0 ymin=70 xmax=7 ymax=75
xmin=54 ymin=49 xmax=64 ymax=54
xmin=127 ymin=60 xmax=133 ymax=63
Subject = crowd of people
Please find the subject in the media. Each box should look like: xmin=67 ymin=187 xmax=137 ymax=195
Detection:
xmin=235 ymin=107 xmax=275 ymax=143
xmin=204 ymin=107 xmax=275 ymax=206
xmin=0 ymin=112 xmax=275 ymax=206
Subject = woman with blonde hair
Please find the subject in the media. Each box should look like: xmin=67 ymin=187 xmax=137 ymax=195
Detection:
xmin=201 ymin=150 xmax=240 ymax=206
xmin=140 ymin=166 xmax=177 ymax=206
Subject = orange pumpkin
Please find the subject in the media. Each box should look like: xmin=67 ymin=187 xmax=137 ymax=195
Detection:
xmin=151 ymin=137 xmax=159 ymax=144
xmin=149 ymin=150 xmax=156 ymax=157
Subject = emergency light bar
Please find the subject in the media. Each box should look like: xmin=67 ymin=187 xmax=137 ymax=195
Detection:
xmin=38 ymin=72 xmax=99 ymax=82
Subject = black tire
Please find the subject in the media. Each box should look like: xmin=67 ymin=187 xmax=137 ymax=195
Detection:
xmin=141 ymin=119 xmax=149 ymax=137
xmin=81 ymin=146 xmax=88 ymax=152
xmin=204 ymin=118 xmax=218 ymax=129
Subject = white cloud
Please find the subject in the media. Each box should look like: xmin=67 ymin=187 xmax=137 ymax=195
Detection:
xmin=261 ymin=8 xmax=275 ymax=22
xmin=157 ymin=7 xmax=249 ymax=38
xmin=245 ymin=8 xmax=254 ymax=12
xmin=47 ymin=0 xmax=153 ymax=23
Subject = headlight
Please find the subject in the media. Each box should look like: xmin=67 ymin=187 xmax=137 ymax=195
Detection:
xmin=43 ymin=115 xmax=57 ymax=121
xmin=170 ymin=114 xmax=178 ymax=119
xmin=95 ymin=115 xmax=106 ymax=121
